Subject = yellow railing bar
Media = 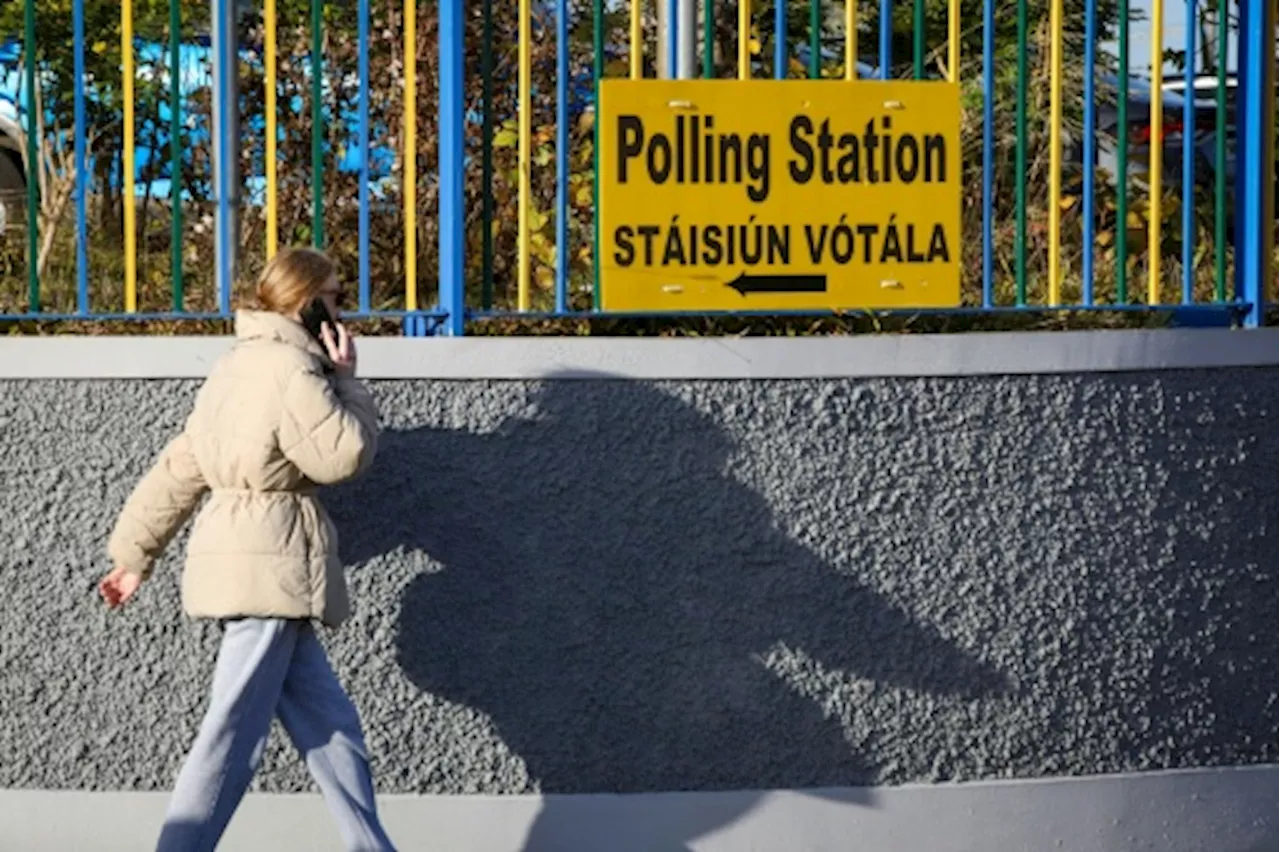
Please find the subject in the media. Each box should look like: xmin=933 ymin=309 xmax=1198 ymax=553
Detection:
xmin=518 ymin=0 xmax=532 ymax=310
xmin=1148 ymin=0 xmax=1164 ymax=304
xmin=631 ymin=0 xmax=642 ymax=79
xmin=738 ymin=0 xmax=751 ymax=79
xmin=123 ymin=0 xmax=137 ymax=312
xmin=405 ymin=0 xmax=417 ymax=310
xmin=844 ymin=0 xmax=856 ymax=79
xmin=265 ymin=0 xmax=277 ymax=259
xmin=947 ymin=0 xmax=960 ymax=82
xmin=1047 ymin=0 xmax=1063 ymax=305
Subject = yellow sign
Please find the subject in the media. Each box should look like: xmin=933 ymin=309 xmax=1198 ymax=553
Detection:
xmin=598 ymin=80 xmax=962 ymax=311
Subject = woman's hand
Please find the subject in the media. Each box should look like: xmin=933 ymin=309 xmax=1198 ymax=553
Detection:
xmin=320 ymin=322 xmax=357 ymax=378
xmin=99 ymin=565 xmax=142 ymax=609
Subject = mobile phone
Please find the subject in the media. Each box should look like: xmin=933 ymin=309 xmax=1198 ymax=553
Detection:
xmin=299 ymin=296 xmax=333 ymax=343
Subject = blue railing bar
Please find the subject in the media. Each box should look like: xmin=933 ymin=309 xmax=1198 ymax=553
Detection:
xmin=3 ymin=304 xmax=1259 ymax=325
xmin=668 ymin=0 xmax=679 ymax=76
xmin=775 ymin=0 xmax=787 ymax=78
xmin=981 ymin=0 xmax=994 ymax=307
xmin=0 ymin=312 xmax=238 ymax=322
xmin=1232 ymin=89 xmax=1243 ymax=306
xmin=358 ymin=0 xmax=371 ymax=313
xmin=437 ymin=0 xmax=466 ymax=335
xmin=212 ymin=0 xmax=236 ymax=315
xmin=0 ymin=310 xmax=454 ymax=322
xmin=879 ymin=0 xmax=892 ymax=78
xmin=74 ymin=0 xmax=89 ymax=314
xmin=354 ymin=310 xmax=452 ymax=319
xmin=1181 ymin=0 xmax=1195 ymax=306
xmin=555 ymin=0 xmax=569 ymax=312
xmin=1234 ymin=0 xmax=1274 ymax=328
xmin=363 ymin=310 xmax=451 ymax=318
xmin=1081 ymin=0 xmax=1097 ymax=305
xmin=466 ymin=303 xmax=1253 ymax=321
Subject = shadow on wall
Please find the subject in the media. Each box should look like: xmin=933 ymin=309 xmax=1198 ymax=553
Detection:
xmin=336 ymin=373 xmax=1009 ymax=852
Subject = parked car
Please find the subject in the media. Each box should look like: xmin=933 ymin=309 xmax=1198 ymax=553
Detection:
xmin=0 ymin=42 xmax=25 ymax=234
xmin=0 ymin=35 xmax=404 ymax=222
xmin=1066 ymin=72 xmax=1238 ymax=193
xmin=0 ymin=110 xmax=22 ymax=235
xmin=1162 ymin=72 xmax=1238 ymax=187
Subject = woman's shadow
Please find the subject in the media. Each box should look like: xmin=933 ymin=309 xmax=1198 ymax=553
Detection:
xmin=332 ymin=373 xmax=1008 ymax=851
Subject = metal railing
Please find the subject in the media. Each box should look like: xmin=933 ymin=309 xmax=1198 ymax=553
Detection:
xmin=0 ymin=0 xmax=1275 ymax=334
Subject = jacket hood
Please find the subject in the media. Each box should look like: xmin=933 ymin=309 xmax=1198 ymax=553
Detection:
xmin=234 ymin=309 xmax=331 ymax=364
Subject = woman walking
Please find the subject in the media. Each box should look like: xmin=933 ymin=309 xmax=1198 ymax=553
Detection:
xmin=98 ymin=247 xmax=397 ymax=851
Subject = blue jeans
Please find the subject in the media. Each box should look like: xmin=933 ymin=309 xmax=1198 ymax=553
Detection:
xmin=156 ymin=618 xmax=396 ymax=851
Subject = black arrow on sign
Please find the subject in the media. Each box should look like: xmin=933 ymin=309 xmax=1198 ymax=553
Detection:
xmin=726 ymin=272 xmax=828 ymax=295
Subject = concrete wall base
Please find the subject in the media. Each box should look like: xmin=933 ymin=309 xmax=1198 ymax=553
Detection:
xmin=3 ymin=767 xmax=1275 ymax=852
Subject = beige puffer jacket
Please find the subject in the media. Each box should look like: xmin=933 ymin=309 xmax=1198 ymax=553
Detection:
xmin=107 ymin=309 xmax=378 ymax=627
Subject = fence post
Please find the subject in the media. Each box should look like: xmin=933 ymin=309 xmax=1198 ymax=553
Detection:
xmin=211 ymin=0 xmax=239 ymax=315
xmin=437 ymin=0 xmax=466 ymax=335
xmin=1235 ymin=0 xmax=1277 ymax=328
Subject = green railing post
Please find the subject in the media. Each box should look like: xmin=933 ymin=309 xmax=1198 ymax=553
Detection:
xmin=704 ymin=0 xmax=714 ymax=77
xmin=170 ymin=0 xmax=183 ymax=310
xmin=482 ymin=0 xmax=495 ymax=308
xmin=1115 ymin=0 xmax=1129 ymax=303
xmin=913 ymin=0 xmax=925 ymax=79
xmin=810 ymin=0 xmax=821 ymax=78
xmin=1014 ymin=0 xmax=1028 ymax=304
xmin=1213 ymin=3 xmax=1227 ymax=304
xmin=592 ymin=0 xmax=604 ymax=309
xmin=311 ymin=0 xmax=324 ymax=248
xmin=24 ymin=0 xmax=39 ymax=312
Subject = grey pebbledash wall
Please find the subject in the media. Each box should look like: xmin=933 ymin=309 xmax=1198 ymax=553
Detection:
xmin=0 ymin=336 xmax=1275 ymax=809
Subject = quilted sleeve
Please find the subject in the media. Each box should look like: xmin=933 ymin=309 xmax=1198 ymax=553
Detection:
xmin=278 ymin=367 xmax=379 ymax=485
xmin=107 ymin=431 xmax=209 ymax=580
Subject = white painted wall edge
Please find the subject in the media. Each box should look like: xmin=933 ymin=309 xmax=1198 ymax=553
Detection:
xmin=1 ymin=328 xmax=1275 ymax=380
xmin=2 ymin=766 xmax=1274 ymax=852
